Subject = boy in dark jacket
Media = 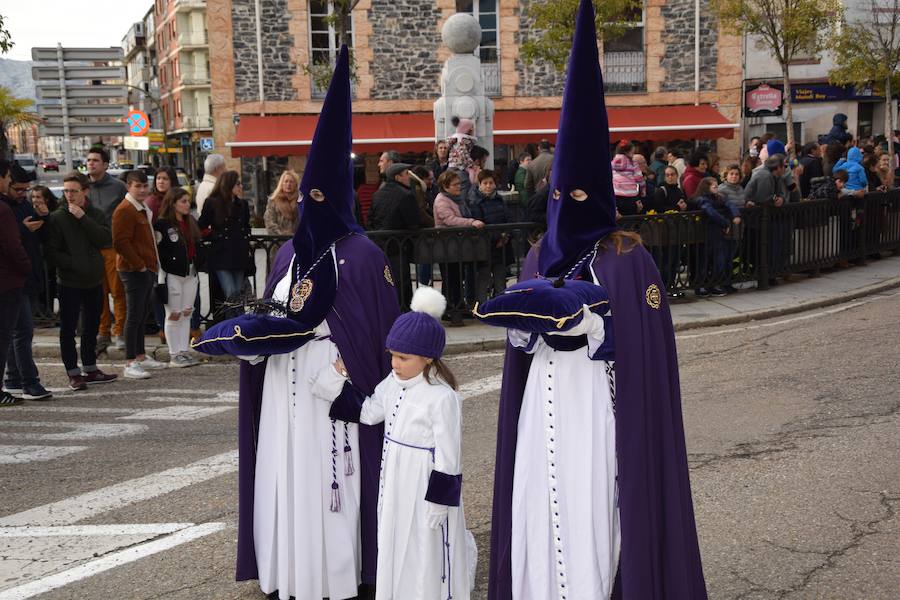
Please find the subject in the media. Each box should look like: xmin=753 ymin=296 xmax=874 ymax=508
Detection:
xmin=0 ymin=160 xmax=31 ymax=405
xmin=3 ymin=163 xmax=52 ymax=400
xmin=469 ymin=169 xmax=510 ymax=302
xmin=694 ymin=177 xmax=741 ymax=297
xmin=47 ymin=172 xmax=118 ymax=390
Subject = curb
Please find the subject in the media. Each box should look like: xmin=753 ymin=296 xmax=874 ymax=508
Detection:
xmin=671 ymin=275 xmax=900 ymax=332
xmin=31 ymin=276 xmax=900 ymax=361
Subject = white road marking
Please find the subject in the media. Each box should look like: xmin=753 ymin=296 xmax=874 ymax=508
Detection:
xmin=0 ymin=522 xmax=227 ymax=600
xmin=458 ymin=374 xmax=504 ymax=400
xmin=0 ymin=451 xmax=237 ymax=526
xmin=0 ymin=523 xmax=195 ymax=538
xmin=140 ymin=395 xmax=237 ymax=404
xmin=0 ymin=421 xmax=148 ymax=441
xmin=117 ymin=405 xmax=234 ymax=421
xmin=0 ymin=445 xmax=88 ymax=464
xmin=45 ymin=388 xmax=227 ymax=398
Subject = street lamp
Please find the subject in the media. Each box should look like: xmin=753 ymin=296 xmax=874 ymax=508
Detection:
xmin=125 ymin=84 xmax=172 ymax=166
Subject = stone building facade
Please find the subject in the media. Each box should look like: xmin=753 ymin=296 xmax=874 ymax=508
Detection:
xmin=208 ymin=0 xmax=742 ymax=187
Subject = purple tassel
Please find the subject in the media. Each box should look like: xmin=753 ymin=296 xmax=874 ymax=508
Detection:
xmin=330 ymin=481 xmax=341 ymax=513
xmin=343 ymin=422 xmax=354 ymax=476
xmin=344 ymin=445 xmax=354 ymax=476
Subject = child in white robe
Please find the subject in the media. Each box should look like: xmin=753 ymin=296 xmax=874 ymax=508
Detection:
xmin=311 ymin=287 xmax=473 ymax=600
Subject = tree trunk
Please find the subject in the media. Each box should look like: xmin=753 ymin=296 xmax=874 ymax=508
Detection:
xmin=781 ymin=62 xmax=795 ymax=154
xmin=886 ymin=76 xmax=895 ymax=180
xmin=0 ymin=127 xmax=8 ymax=160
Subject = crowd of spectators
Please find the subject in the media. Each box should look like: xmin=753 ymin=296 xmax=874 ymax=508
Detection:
xmin=0 ymin=149 xmax=249 ymax=405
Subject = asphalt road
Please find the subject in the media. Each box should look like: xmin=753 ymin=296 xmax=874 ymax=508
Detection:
xmin=1 ymin=290 xmax=898 ymax=599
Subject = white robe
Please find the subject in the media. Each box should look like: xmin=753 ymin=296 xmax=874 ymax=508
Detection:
xmin=509 ymin=311 xmax=620 ymax=600
xmin=312 ymin=369 xmax=471 ymax=600
xmin=253 ymin=258 xmax=362 ymax=600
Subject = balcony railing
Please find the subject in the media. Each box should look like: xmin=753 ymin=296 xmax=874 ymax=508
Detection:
xmin=174 ymin=0 xmax=206 ymax=11
xmin=178 ymin=31 xmax=208 ymax=47
xmin=603 ymin=51 xmax=646 ymax=93
xmin=482 ymin=62 xmax=500 ymax=97
xmin=180 ymin=69 xmax=210 ymax=85
xmin=180 ymin=115 xmax=213 ymax=129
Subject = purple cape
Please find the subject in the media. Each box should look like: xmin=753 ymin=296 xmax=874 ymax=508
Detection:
xmin=487 ymin=239 xmax=707 ymax=599
xmin=236 ymin=234 xmax=400 ymax=585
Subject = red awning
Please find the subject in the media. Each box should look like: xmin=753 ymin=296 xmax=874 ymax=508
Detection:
xmin=227 ymin=105 xmax=737 ymax=157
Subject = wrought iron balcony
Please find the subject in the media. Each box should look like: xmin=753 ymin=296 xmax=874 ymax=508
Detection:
xmin=603 ymin=51 xmax=646 ymax=93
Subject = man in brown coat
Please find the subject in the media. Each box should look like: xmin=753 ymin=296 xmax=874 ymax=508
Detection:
xmin=112 ymin=170 xmax=167 ymax=379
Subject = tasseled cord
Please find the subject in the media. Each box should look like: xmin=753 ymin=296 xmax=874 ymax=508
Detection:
xmin=343 ymin=421 xmax=354 ymax=476
xmin=330 ymin=420 xmax=341 ymax=512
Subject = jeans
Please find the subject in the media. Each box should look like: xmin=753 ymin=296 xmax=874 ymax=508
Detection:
xmin=214 ymin=270 xmax=244 ymax=299
xmin=5 ymin=293 xmax=40 ymax=387
xmin=58 ymin=284 xmax=103 ymax=376
xmin=119 ymin=270 xmax=155 ymax=360
xmin=164 ymin=272 xmax=199 ymax=356
xmin=417 ymin=263 xmax=433 ymax=286
xmin=99 ymin=248 xmax=126 ymax=338
xmin=0 ymin=288 xmax=24 ymax=388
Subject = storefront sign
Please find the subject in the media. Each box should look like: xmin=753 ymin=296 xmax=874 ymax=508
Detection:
xmin=745 ymin=84 xmax=783 ymax=116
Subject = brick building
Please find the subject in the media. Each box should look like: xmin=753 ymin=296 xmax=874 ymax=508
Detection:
xmin=208 ymin=0 xmax=742 ymax=203
xmin=155 ymin=0 xmax=214 ymax=177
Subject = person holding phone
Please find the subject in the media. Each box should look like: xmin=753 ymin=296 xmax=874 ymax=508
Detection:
xmin=45 ymin=172 xmax=118 ymax=391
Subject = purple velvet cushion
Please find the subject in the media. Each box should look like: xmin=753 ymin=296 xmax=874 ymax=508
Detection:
xmin=473 ymin=277 xmax=610 ymax=333
xmin=191 ymin=313 xmax=316 ymax=356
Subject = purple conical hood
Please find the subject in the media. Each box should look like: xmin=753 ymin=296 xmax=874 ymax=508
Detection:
xmin=538 ymin=0 xmax=618 ymax=278
xmin=293 ymin=44 xmax=363 ymax=274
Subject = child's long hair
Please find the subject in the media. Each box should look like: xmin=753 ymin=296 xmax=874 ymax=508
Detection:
xmin=423 ymin=358 xmax=458 ymax=390
xmin=693 ymin=176 xmax=719 ymax=200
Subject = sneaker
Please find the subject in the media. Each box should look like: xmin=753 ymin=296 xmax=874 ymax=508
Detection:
xmin=723 ymin=284 xmax=738 ymax=294
xmin=695 ymin=288 xmax=710 ymax=298
xmin=139 ymin=357 xmax=168 ymax=370
xmin=83 ymin=370 xmax=118 ymax=385
xmin=0 ymin=391 xmax=23 ymax=406
xmin=113 ymin=336 xmax=126 ymax=349
xmin=68 ymin=375 xmax=88 ymax=391
xmin=123 ymin=362 xmax=151 ymax=379
xmin=96 ymin=336 xmax=111 ymax=353
xmin=709 ymin=287 xmax=728 ymax=297
xmin=21 ymin=383 xmax=53 ymax=401
xmin=2 ymin=384 xmax=23 ymax=397
xmin=169 ymin=353 xmax=193 ymax=368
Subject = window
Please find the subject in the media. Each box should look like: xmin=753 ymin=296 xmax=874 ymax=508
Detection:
xmin=456 ymin=0 xmax=498 ymax=63
xmin=309 ymin=0 xmax=355 ymax=66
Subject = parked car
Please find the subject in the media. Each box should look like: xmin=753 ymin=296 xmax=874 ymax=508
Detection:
xmin=40 ymin=158 xmax=59 ymax=171
xmin=176 ymin=169 xmax=193 ymax=200
xmin=14 ymin=154 xmax=38 ymax=177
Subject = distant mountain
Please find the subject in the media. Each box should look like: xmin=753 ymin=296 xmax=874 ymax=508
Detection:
xmin=0 ymin=58 xmax=37 ymax=104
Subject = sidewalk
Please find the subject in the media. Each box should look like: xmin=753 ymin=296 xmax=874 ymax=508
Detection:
xmin=31 ymin=255 xmax=900 ymax=359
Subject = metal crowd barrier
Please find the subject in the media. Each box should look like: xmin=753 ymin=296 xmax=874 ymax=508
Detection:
xmin=31 ymin=190 xmax=900 ymax=328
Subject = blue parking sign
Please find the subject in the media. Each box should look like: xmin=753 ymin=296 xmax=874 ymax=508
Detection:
xmin=200 ymin=137 xmax=214 ymax=152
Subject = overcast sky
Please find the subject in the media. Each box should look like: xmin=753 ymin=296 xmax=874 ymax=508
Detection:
xmin=3 ymin=2 xmax=151 ymax=62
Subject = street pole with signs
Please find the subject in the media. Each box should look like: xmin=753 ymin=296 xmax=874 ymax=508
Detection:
xmin=32 ymin=46 xmax=127 ymax=168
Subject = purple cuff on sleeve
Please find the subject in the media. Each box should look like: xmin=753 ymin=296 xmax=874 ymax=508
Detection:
xmin=328 ymin=383 xmax=364 ymax=423
xmin=425 ymin=470 xmax=462 ymax=506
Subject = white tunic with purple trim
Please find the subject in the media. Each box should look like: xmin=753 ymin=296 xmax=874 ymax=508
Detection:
xmin=509 ymin=309 xmax=620 ymax=600
xmin=314 ymin=368 xmax=471 ymax=600
xmin=253 ymin=261 xmax=362 ymax=600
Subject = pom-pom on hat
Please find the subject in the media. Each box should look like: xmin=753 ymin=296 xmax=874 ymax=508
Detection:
xmin=385 ymin=287 xmax=447 ymax=359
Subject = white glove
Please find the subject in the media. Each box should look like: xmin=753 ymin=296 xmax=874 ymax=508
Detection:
xmin=425 ymin=501 xmax=449 ymax=530
xmin=237 ymin=354 xmax=264 ymax=365
xmin=549 ymin=305 xmax=605 ymax=338
xmin=309 ymin=364 xmax=348 ymax=401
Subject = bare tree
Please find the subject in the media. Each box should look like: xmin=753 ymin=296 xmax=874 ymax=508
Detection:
xmin=830 ymin=0 xmax=900 ymax=167
xmin=715 ymin=0 xmax=842 ymax=151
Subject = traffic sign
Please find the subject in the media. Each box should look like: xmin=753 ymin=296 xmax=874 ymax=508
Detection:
xmin=128 ymin=110 xmax=150 ymax=136
xmin=200 ymin=137 xmax=214 ymax=152
xmin=124 ymin=136 xmax=150 ymax=151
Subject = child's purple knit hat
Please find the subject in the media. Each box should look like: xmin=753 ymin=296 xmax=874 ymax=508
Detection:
xmin=386 ymin=287 xmax=447 ymax=359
